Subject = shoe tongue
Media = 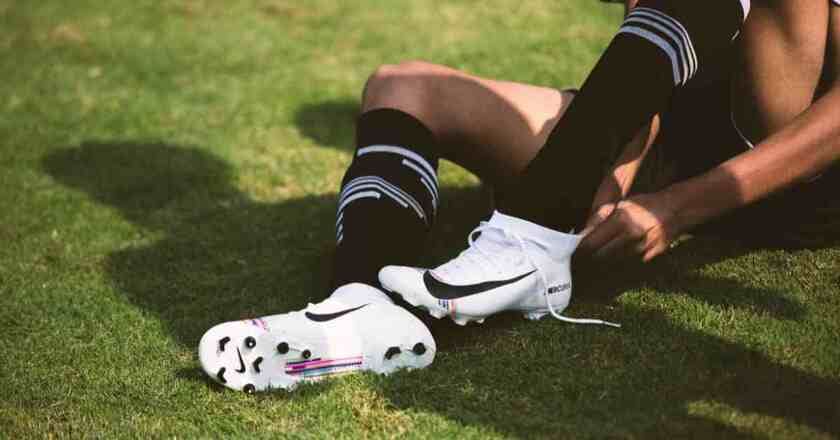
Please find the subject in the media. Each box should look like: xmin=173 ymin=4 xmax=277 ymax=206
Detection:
xmin=473 ymin=227 xmax=510 ymax=254
xmin=434 ymin=227 xmax=516 ymax=283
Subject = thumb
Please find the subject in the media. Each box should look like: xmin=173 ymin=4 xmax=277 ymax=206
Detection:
xmin=583 ymin=203 xmax=616 ymax=233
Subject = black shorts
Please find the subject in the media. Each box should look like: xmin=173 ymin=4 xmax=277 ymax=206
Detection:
xmin=634 ymin=75 xmax=840 ymax=246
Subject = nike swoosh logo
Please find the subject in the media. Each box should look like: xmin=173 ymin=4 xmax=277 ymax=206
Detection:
xmin=305 ymin=304 xmax=368 ymax=322
xmin=235 ymin=348 xmax=246 ymax=373
xmin=423 ymin=270 xmax=536 ymax=299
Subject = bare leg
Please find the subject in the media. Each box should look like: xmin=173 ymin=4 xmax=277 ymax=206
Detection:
xmin=331 ymin=62 xmax=577 ymax=289
xmin=361 ymin=61 xmax=576 ymax=184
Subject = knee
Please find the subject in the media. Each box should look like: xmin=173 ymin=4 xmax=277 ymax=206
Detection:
xmin=366 ymin=60 xmax=440 ymax=89
xmin=362 ymin=60 xmax=445 ymax=111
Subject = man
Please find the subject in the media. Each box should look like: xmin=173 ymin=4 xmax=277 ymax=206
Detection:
xmin=199 ymin=0 xmax=840 ymax=392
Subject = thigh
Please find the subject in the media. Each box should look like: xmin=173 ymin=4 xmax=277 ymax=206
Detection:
xmin=365 ymin=62 xmax=575 ymax=184
xmin=434 ymin=74 xmax=576 ymax=183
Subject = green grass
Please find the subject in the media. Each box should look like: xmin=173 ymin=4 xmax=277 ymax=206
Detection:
xmin=1 ymin=0 xmax=839 ymax=438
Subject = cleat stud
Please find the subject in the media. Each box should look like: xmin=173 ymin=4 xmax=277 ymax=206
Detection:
xmin=244 ymin=336 xmax=257 ymax=349
xmin=243 ymin=384 xmax=256 ymax=394
xmin=276 ymin=342 xmax=289 ymax=354
xmin=253 ymin=357 xmax=263 ymax=373
xmin=218 ymin=336 xmax=231 ymax=352
xmin=216 ymin=367 xmax=227 ymax=384
xmin=301 ymin=349 xmax=312 ymax=359
xmin=412 ymin=343 xmax=427 ymax=355
xmin=384 ymin=346 xmax=402 ymax=360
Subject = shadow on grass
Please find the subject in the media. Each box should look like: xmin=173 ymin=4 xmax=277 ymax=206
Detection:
xmin=574 ymin=239 xmax=811 ymax=321
xmin=294 ymin=98 xmax=359 ymax=152
xmin=375 ymin=302 xmax=840 ymax=438
xmin=42 ymin=141 xmax=496 ymax=348
xmin=43 ymin=142 xmax=839 ymax=437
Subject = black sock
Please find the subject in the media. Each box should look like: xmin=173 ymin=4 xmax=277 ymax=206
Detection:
xmin=499 ymin=0 xmax=750 ymax=231
xmin=330 ymin=108 xmax=439 ymax=290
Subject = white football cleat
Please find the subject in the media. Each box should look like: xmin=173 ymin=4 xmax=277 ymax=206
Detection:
xmin=379 ymin=211 xmax=620 ymax=327
xmin=198 ymin=283 xmax=436 ymax=393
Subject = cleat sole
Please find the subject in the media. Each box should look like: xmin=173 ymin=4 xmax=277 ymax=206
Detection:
xmin=412 ymin=343 xmax=427 ymax=355
xmin=199 ymin=322 xmax=303 ymax=392
xmin=384 ymin=346 xmax=402 ymax=360
xmin=200 ymin=314 xmax=436 ymax=394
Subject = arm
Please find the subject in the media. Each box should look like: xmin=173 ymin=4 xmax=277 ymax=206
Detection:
xmin=579 ymin=2 xmax=840 ymax=261
xmin=665 ymin=85 xmax=840 ymax=233
xmin=666 ymin=4 xmax=840 ymax=233
xmin=584 ymin=116 xmax=660 ymax=230
xmin=579 ymin=88 xmax=840 ymax=261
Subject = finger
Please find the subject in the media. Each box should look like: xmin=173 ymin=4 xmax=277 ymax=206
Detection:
xmin=634 ymin=233 xmax=659 ymax=259
xmin=593 ymin=233 xmax=639 ymax=259
xmin=637 ymin=227 xmax=674 ymax=262
xmin=579 ymin=216 xmax=621 ymax=252
xmin=584 ymin=204 xmax=616 ymax=231
xmin=590 ymin=176 xmax=623 ymax=209
xmin=579 ymin=224 xmax=594 ymax=239
xmin=634 ymin=237 xmax=649 ymax=255
xmin=579 ymin=214 xmax=624 ymax=255
xmin=642 ymin=242 xmax=669 ymax=263
xmin=580 ymin=217 xmax=604 ymax=238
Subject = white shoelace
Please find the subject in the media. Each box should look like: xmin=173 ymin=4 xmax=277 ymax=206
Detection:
xmin=452 ymin=222 xmax=621 ymax=328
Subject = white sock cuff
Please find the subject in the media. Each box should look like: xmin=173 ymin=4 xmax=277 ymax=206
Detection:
xmin=490 ymin=211 xmax=583 ymax=258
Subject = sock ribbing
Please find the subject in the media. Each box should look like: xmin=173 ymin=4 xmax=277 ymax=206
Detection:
xmin=500 ymin=0 xmax=749 ymax=231
xmin=331 ymin=109 xmax=439 ymax=290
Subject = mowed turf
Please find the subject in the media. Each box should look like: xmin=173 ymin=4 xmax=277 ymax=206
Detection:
xmin=1 ymin=0 xmax=839 ymax=438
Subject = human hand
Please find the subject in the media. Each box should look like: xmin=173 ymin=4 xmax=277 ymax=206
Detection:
xmin=583 ymin=169 xmax=625 ymax=234
xmin=581 ymin=118 xmax=658 ymax=234
xmin=578 ymin=191 xmax=682 ymax=262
